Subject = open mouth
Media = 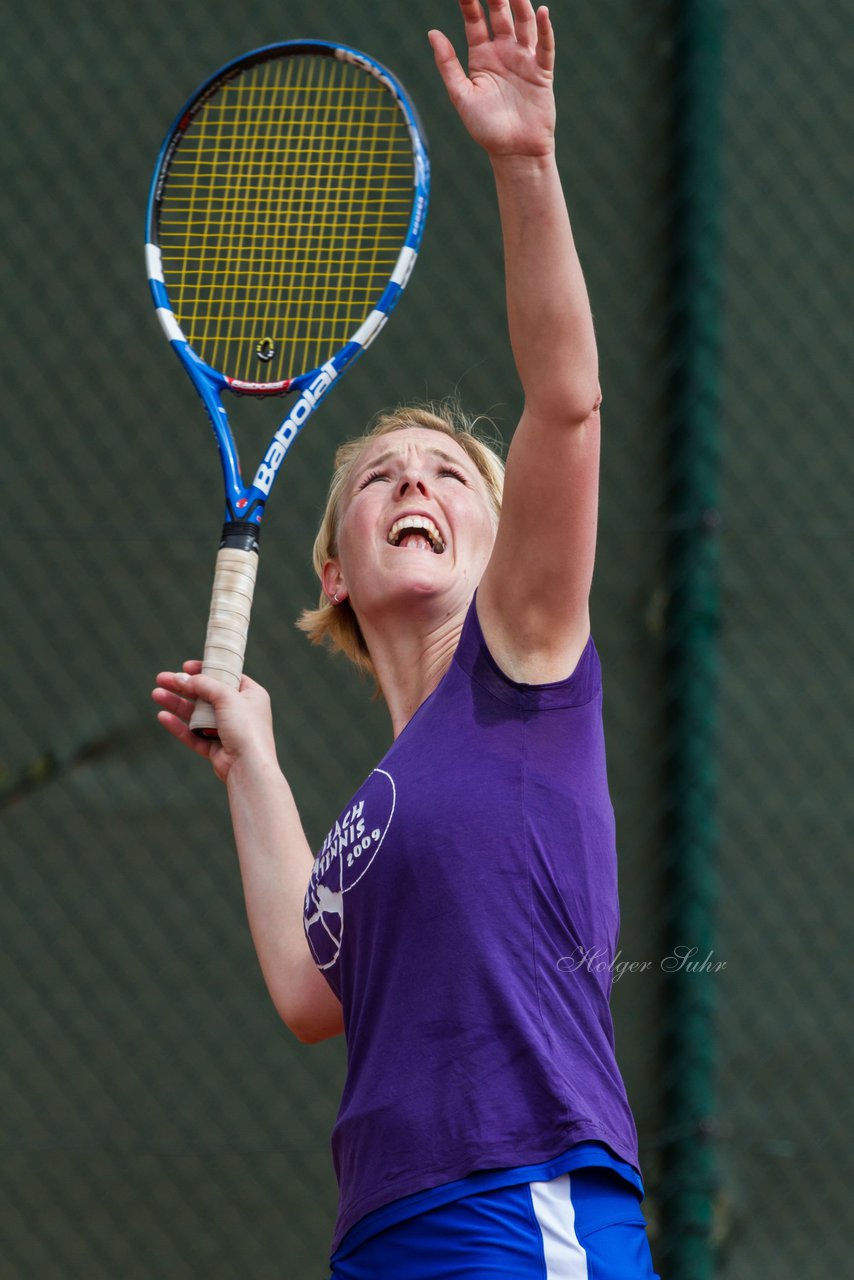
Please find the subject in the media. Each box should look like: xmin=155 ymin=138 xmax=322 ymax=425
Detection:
xmin=387 ymin=515 xmax=445 ymax=554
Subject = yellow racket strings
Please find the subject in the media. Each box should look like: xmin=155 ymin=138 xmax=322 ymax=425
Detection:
xmin=158 ymin=54 xmax=415 ymax=383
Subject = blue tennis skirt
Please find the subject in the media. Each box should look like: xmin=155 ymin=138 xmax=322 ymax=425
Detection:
xmin=329 ymin=1166 xmax=659 ymax=1279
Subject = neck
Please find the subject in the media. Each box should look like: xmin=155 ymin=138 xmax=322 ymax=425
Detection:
xmin=360 ymin=596 xmax=469 ymax=738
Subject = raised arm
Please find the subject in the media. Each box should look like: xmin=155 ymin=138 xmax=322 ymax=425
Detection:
xmin=430 ymin=0 xmax=601 ymax=681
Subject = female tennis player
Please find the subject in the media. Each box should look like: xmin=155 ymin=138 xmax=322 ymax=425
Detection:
xmin=153 ymin=2 xmax=659 ymax=1275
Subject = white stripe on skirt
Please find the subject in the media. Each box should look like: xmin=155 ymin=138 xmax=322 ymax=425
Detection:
xmin=529 ymin=1174 xmax=590 ymax=1280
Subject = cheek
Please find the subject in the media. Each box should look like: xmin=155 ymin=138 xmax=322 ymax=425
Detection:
xmin=335 ymin=505 xmax=381 ymax=581
xmin=467 ymin=508 xmax=498 ymax=563
xmin=475 ymin=495 xmax=499 ymax=544
xmin=336 ymin=499 xmax=369 ymax=554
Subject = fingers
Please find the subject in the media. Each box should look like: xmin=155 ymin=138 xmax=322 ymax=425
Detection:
xmin=507 ymin=0 xmax=537 ymax=46
xmin=152 ymin=676 xmax=212 ymax=757
xmin=154 ymin=666 xmax=265 ymax=713
xmin=153 ymin=669 xmax=231 ymax=759
xmin=156 ymin=667 xmax=225 ymax=698
xmin=456 ymin=0 xmax=491 ymax=47
xmin=155 ymin=706 xmax=213 ymax=757
xmin=151 ymin=684 xmax=196 ymax=721
xmin=428 ymin=28 xmax=470 ymax=103
xmin=152 ymin=671 xmax=202 ymax=743
xmin=458 ymin=0 xmax=540 ymax=45
xmin=443 ymin=0 xmax=552 ymax=64
xmin=153 ymin=669 xmax=196 ymax=713
xmin=152 ymin=668 xmax=225 ymax=724
xmin=535 ymin=5 xmax=555 ymax=72
xmin=484 ymin=0 xmax=515 ymax=39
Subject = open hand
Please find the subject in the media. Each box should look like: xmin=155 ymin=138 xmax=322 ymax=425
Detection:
xmin=429 ymin=0 xmax=556 ymax=158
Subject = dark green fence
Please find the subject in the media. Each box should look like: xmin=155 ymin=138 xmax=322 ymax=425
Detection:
xmin=2 ymin=1 xmax=851 ymax=1276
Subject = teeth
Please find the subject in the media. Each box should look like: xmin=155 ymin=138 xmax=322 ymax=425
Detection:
xmin=387 ymin=515 xmax=445 ymax=553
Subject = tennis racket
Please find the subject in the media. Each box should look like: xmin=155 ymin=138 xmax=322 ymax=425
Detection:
xmin=145 ymin=40 xmax=429 ymax=735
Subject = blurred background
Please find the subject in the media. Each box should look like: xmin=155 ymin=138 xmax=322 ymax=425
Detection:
xmin=2 ymin=1 xmax=851 ymax=1276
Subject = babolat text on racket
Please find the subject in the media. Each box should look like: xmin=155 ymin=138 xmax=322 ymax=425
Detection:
xmin=145 ymin=40 xmax=429 ymax=735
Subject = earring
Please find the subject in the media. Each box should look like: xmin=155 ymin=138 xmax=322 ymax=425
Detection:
xmin=333 ymin=590 xmax=342 ymax=604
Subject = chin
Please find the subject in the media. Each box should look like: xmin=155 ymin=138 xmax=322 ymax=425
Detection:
xmin=391 ymin=567 xmax=449 ymax=601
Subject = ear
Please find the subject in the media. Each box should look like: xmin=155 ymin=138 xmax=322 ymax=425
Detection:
xmin=321 ymin=560 xmax=348 ymax=605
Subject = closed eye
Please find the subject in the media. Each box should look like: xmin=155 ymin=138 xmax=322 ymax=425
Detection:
xmin=357 ymin=469 xmax=390 ymax=489
xmin=438 ymin=466 xmax=467 ymax=483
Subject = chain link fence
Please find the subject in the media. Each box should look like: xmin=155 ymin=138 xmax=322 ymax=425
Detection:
xmin=2 ymin=0 xmax=851 ymax=1276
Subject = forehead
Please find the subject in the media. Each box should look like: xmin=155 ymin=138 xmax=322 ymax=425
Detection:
xmin=354 ymin=427 xmax=476 ymax=472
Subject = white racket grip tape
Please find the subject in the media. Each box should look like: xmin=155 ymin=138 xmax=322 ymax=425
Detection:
xmin=189 ymin=546 xmax=259 ymax=736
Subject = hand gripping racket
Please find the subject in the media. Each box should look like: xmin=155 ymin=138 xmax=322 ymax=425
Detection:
xmin=145 ymin=41 xmax=429 ymax=735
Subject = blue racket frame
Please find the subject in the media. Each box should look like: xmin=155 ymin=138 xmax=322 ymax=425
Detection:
xmin=144 ymin=39 xmax=430 ymax=537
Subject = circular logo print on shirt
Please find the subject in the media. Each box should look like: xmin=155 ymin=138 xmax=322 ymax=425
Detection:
xmin=304 ymin=768 xmax=396 ymax=970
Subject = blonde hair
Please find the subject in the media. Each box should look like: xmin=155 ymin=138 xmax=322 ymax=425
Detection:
xmin=296 ymin=402 xmax=505 ymax=675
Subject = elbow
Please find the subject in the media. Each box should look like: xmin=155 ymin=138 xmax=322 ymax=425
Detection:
xmin=570 ymin=382 xmax=602 ymax=426
xmin=288 ymin=1013 xmax=343 ymax=1045
xmin=272 ymin=992 xmax=344 ymax=1045
xmin=292 ymin=1021 xmax=339 ymax=1045
xmin=262 ymin=949 xmax=345 ymax=1044
xmin=529 ymin=380 xmax=602 ymax=430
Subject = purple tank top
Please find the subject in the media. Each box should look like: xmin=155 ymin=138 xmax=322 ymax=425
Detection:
xmin=304 ymin=599 xmax=640 ymax=1251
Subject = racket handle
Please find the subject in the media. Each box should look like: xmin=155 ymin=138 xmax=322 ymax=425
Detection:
xmin=190 ymin=544 xmax=260 ymax=737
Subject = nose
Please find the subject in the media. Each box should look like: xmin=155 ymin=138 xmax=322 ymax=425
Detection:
xmin=394 ymin=467 xmax=431 ymax=500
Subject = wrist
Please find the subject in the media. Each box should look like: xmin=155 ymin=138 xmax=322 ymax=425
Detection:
xmin=225 ymin=740 xmax=282 ymax=792
xmin=489 ymin=148 xmax=557 ymax=178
